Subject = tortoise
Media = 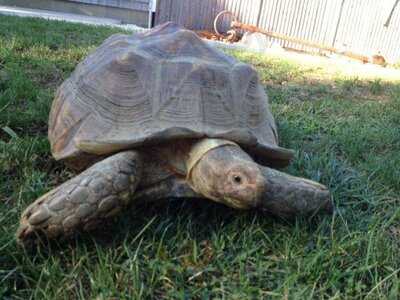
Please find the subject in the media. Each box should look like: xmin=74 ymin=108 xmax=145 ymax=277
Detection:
xmin=17 ymin=22 xmax=332 ymax=244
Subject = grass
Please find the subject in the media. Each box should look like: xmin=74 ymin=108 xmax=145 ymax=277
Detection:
xmin=1 ymin=15 xmax=400 ymax=299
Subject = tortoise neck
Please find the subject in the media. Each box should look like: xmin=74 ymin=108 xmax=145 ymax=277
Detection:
xmin=148 ymin=138 xmax=237 ymax=178
xmin=186 ymin=138 xmax=237 ymax=178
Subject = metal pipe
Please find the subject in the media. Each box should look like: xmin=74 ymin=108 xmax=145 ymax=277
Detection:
xmin=148 ymin=0 xmax=157 ymax=28
xmin=385 ymin=0 xmax=400 ymax=27
xmin=231 ymin=20 xmax=371 ymax=63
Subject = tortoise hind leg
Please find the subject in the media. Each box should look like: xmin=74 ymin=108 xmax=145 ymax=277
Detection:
xmin=16 ymin=151 xmax=143 ymax=245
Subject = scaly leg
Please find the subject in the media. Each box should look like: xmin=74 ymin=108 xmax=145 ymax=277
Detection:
xmin=259 ymin=166 xmax=333 ymax=218
xmin=17 ymin=151 xmax=142 ymax=245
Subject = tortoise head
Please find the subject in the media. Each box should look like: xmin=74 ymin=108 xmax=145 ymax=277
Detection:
xmin=187 ymin=139 xmax=265 ymax=209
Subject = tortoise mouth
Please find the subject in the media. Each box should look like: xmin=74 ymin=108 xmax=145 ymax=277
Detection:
xmin=223 ymin=197 xmax=251 ymax=209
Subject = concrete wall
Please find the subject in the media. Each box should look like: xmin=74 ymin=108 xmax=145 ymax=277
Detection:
xmin=0 ymin=0 xmax=149 ymax=26
xmin=66 ymin=0 xmax=149 ymax=11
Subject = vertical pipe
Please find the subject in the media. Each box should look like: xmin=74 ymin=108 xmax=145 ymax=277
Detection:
xmin=332 ymin=0 xmax=346 ymax=47
xmin=256 ymin=0 xmax=264 ymax=27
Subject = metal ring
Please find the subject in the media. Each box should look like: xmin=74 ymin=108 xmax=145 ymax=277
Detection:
xmin=214 ymin=10 xmax=238 ymax=36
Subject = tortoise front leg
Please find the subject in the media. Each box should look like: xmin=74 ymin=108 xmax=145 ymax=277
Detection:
xmin=133 ymin=177 xmax=202 ymax=202
xmin=16 ymin=151 xmax=142 ymax=245
xmin=258 ymin=165 xmax=333 ymax=218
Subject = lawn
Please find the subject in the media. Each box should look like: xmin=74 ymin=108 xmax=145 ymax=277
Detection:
xmin=1 ymin=15 xmax=399 ymax=299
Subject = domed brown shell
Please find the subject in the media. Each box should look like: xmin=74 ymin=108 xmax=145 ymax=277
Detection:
xmin=49 ymin=22 xmax=293 ymax=170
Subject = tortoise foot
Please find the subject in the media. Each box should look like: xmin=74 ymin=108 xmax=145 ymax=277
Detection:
xmin=17 ymin=151 xmax=142 ymax=245
xmin=259 ymin=166 xmax=333 ymax=218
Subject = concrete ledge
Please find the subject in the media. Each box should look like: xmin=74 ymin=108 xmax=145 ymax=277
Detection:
xmin=0 ymin=5 xmax=146 ymax=31
xmin=66 ymin=0 xmax=149 ymax=11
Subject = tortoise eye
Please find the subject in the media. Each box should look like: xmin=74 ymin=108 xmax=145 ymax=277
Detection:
xmin=233 ymin=175 xmax=242 ymax=184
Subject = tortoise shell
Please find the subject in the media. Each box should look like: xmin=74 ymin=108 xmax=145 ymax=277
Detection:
xmin=49 ymin=22 xmax=293 ymax=170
